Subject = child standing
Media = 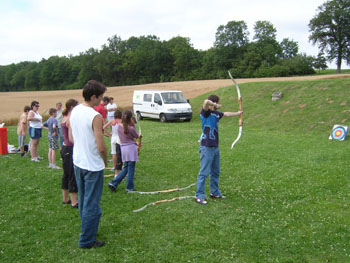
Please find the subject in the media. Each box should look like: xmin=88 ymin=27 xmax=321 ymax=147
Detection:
xmin=108 ymin=110 xmax=139 ymax=192
xmin=195 ymin=94 xmax=242 ymax=205
xmin=103 ymin=110 xmax=123 ymax=174
xmin=17 ymin=105 xmax=31 ymax=157
xmin=44 ymin=108 xmax=61 ymax=169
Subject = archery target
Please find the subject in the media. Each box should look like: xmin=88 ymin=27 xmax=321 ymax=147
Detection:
xmin=329 ymin=125 xmax=348 ymax=141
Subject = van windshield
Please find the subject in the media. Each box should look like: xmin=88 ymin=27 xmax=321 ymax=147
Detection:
xmin=161 ymin=92 xmax=187 ymax=104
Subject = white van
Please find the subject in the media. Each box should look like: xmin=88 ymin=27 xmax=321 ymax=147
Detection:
xmin=133 ymin=90 xmax=192 ymax=122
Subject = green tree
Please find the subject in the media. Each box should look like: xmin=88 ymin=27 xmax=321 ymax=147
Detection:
xmin=313 ymin=52 xmax=328 ymax=72
xmin=309 ymin=0 xmax=350 ymax=73
xmin=253 ymin=20 xmax=282 ymax=66
xmin=280 ymin=38 xmax=299 ymax=59
xmin=166 ymin=36 xmax=201 ymax=80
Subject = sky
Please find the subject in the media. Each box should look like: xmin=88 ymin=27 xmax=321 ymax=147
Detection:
xmin=0 ymin=0 xmax=347 ymax=68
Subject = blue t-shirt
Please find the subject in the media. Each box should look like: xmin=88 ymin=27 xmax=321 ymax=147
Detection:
xmin=44 ymin=117 xmax=59 ymax=139
xmin=200 ymin=108 xmax=224 ymax=147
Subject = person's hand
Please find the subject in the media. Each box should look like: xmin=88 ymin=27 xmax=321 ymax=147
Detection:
xmin=214 ymin=103 xmax=222 ymax=109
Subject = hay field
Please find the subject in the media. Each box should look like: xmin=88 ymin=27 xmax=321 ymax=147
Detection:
xmin=1 ymin=74 xmax=349 ymax=123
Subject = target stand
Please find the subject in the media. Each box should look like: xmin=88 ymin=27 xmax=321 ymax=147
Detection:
xmin=329 ymin=125 xmax=349 ymax=141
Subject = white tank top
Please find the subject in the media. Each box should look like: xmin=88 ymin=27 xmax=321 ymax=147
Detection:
xmin=111 ymin=123 xmax=120 ymax=144
xmin=29 ymin=111 xmax=42 ymax=128
xmin=70 ymin=104 xmax=105 ymax=171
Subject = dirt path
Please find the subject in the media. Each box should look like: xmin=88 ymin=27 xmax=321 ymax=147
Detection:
xmin=1 ymin=74 xmax=349 ymax=122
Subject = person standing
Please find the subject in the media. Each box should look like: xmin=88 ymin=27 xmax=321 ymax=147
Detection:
xmin=17 ymin=105 xmax=31 ymax=157
xmin=106 ymin=97 xmax=117 ymax=122
xmin=93 ymin=96 xmax=109 ymax=124
xmin=43 ymin=108 xmax=61 ymax=169
xmin=55 ymin=102 xmax=64 ymax=147
xmin=69 ymin=80 xmax=108 ymax=249
xmin=108 ymin=110 xmax=139 ymax=193
xmin=195 ymin=95 xmax=242 ymax=205
xmin=61 ymin=99 xmax=79 ymax=208
xmin=28 ymin=101 xmax=43 ymax=162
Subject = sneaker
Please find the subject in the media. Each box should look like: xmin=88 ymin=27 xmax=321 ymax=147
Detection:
xmin=195 ymin=198 xmax=208 ymax=205
xmin=81 ymin=240 xmax=105 ymax=249
xmin=21 ymin=153 xmax=27 ymax=157
xmin=210 ymin=194 xmax=227 ymax=199
xmin=31 ymin=158 xmax=40 ymax=162
xmin=51 ymin=165 xmax=61 ymax=170
xmin=37 ymin=156 xmax=44 ymax=160
xmin=108 ymin=183 xmax=116 ymax=192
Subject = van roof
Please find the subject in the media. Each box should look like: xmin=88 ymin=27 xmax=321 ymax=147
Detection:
xmin=134 ymin=90 xmax=183 ymax=93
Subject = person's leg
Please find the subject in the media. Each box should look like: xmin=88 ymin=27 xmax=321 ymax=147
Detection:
xmin=126 ymin=161 xmax=136 ymax=191
xmin=48 ymin=148 xmax=52 ymax=166
xmin=195 ymin=146 xmax=214 ymax=200
xmin=61 ymin=146 xmax=70 ymax=202
xmin=62 ymin=189 xmax=70 ymax=203
xmin=74 ymin=166 xmax=104 ymax=248
xmin=30 ymin=139 xmax=39 ymax=159
xmin=78 ymin=169 xmax=104 ymax=248
xmin=51 ymin=149 xmax=57 ymax=166
xmin=109 ymin=162 xmax=128 ymax=188
xmin=209 ymin=148 xmax=222 ymax=197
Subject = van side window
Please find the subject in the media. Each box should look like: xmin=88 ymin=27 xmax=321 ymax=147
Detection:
xmin=144 ymin=94 xmax=152 ymax=102
xmin=154 ymin=93 xmax=161 ymax=104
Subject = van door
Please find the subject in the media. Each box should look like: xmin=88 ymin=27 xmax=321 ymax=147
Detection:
xmin=153 ymin=93 xmax=163 ymax=118
xmin=142 ymin=93 xmax=154 ymax=118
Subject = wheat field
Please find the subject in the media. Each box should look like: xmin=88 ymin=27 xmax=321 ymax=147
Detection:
xmin=1 ymin=74 xmax=349 ymax=124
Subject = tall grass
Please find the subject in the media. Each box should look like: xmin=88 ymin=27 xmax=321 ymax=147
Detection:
xmin=1 ymin=77 xmax=350 ymax=262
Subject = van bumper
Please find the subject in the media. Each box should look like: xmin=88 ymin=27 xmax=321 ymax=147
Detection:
xmin=164 ymin=112 xmax=192 ymax=121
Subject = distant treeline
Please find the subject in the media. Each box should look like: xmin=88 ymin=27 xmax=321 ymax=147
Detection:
xmin=0 ymin=20 xmax=321 ymax=92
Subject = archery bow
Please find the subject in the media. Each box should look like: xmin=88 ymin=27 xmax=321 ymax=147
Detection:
xmin=133 ymin=196 xmax=195 ymax=213
xmin=127 ymin=183 xmax=195 ymax=195
xmin=137 ymin=121 xmax=142 ymax=155
xmin=228 ymin=71 xmax=243 ymax=150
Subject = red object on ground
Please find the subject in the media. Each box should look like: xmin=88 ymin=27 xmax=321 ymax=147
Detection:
xmin=0 ymin=127 xmax=8 ymax=154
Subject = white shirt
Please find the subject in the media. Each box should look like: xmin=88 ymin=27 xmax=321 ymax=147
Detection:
xmin=111 ymin=123 xmax=120 ymax=144
xmin=106 ymin=103 xmax=117 ymax=118
xmin=29 ymin=111 xmax=42 ymax=128
xmin=70 ymin=104 xmax=105 ymax=171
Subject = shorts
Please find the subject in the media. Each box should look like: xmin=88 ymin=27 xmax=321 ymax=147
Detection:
xmin=29 ymin=127 xmax=42 ymax=139
xmin=18 ymin=135 xmax=26 ymax=147
xmin=111 ymin=142 xmax=117 ymax=155
xmin=115 ymin=143 xmax=122 ymax=170
xmin=48 ymin=137 xmax=59 ymax=150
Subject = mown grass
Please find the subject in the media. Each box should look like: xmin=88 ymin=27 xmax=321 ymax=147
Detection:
xmin=1 ymin=77 xmax=350 ymax=262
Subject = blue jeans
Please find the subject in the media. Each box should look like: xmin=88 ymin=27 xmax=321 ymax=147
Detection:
xmin=109 ymin=161 xmax=135 ymax=191
xmin=74 ymin=166 xmax=104 ymax=248
xmin=196 ymin=146 xmax=221 ymax=199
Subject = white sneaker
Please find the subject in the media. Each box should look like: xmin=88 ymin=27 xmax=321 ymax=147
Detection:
xmin=52 ymin=165 xmax=61 ymax=170
xmin=37 ymin=156 xmax=44 ymax=160
xmin=31 ymin=158 xmax=40 ymax=162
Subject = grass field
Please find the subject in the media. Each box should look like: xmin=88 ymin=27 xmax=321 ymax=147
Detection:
xmin=1 ymin=77 xmax=350 ymax=262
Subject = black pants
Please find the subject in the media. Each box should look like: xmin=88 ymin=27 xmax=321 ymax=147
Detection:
xmin=61 ymin=145 xmax=78 ymax=193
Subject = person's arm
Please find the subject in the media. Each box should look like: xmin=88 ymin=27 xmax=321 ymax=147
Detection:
xmin=92 ymin=114 xmax=108 ymax=166
xmin=103 ymin=120 xmax=113 ymax=130
xmin=68 ymin=119 xmax=74 ymax=145
xmin=52 ymin=123 xmax=58 ymax=137
xmin=223 ymin=111 xmax=243 ymax=117
xmin=203 ymin=99 xmax=221 ymax=111
xmin=27 ymin=111 xmax=39 ymax=122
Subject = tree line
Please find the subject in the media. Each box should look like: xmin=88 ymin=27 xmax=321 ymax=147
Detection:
xmin=1 ymin=0 xmax=349 ymax=92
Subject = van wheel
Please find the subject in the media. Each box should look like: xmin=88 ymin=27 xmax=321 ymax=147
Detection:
xmin=160 ymin=114 xmax=167 ymax=123
xmin=136 ymin=112 xmax=142 ymax=121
